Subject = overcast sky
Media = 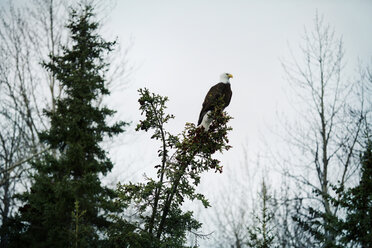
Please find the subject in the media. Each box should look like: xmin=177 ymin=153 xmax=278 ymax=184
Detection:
xmin=104 ymin=0 xmax=372 ymax=187
xmin=2 ymin=0 xmax=371 ymax=245
xmin=1 ymin=0 xmax=370 ymax=185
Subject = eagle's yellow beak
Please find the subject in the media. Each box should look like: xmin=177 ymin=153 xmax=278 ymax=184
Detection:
xmin=228 ymin=74 xmax=233 ymax=79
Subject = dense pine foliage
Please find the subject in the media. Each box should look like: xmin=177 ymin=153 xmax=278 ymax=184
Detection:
xmin=7 ymin=6 xmax=126 ymax=247
xmin=335 ymin=140 xmax=372 ymax=247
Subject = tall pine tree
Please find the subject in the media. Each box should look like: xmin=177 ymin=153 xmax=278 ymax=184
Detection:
xmin=12 ymin=5 xmax=126 ymax=247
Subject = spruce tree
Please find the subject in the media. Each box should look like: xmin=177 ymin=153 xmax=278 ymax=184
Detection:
xmin=336 ymin=140 xmax=372 ymax=247
xmin=13 ymin=5 xmax=126 ymax=247
xmin=246 ymin=180 xmax=276 ymax=248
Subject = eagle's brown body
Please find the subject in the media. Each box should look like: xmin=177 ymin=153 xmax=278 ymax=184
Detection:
xmin=197 ymin=82 xmax=232 ymax=126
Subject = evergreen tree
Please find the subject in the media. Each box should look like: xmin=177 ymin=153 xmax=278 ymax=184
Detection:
xmin=107 ymin=89 xmax=232 ymax=247
xmin=335 ymin=140 xmax=372 ymax=247
xmin=293 ymin=141 xmax=372 ymax=248
xmin=292 ymin=192 xmax=342 ymax=248
xmin=11 ymin=5 xmax=126 ymax=247
xmin=246 ymin=180 xmax=277 ymax=248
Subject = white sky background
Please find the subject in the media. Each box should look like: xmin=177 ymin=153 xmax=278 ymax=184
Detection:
xmin=105 ymin=2 xmax=372 ymax=244
xmin=106 ymin=0 xmax=372 ymax=183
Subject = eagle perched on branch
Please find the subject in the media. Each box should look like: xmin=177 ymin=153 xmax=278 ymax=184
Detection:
xmin=197 ymin=73 xmax=233 ymax=131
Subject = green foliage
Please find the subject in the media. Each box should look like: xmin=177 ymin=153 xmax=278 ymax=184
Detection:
xmin=71 ymin=200 xmax=88 ymax=248
xmin=247 ymin=180 xmax=277 ymax=248
xmin=332 ymin=140 xmax=372 ymax=247
xmin=107 ymin=88 xmax=232 ymax=247
xmin=9 ymin=5 xmax=126 ymax=247
xmin=293 ymin=141 xmax=372 ymax=248
xmin=293 ymin=204 xmax=342 ymax=248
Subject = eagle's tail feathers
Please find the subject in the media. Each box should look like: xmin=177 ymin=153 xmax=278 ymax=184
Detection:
xmin=197 ymin=110 xmax=212 ymax=131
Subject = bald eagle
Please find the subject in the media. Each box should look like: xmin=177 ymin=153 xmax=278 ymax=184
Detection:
xmin=198 ymin=73 xmax=233 ymax=131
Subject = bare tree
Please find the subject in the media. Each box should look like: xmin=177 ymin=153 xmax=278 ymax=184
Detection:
xmin=208 ymin=148 xmax=286 ymax=248
xmin=208 ymin=151 xmax=292 ymax=248
xmin=0 ymin=3 xmax=70 ymax=246
xmin=209 ymin=147 xmax=255 ymax=248
xmin=280 ymin=12 xmax=368 ymax=246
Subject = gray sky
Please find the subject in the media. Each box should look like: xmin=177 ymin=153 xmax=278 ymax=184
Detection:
xmin=1 ymin=0 xmax=370 ymax=245
xmin=106 ymin=0 xmax=372 ymax=184
xmin=103 ymin=4 xmax=372 ymax=244
xmin=104 ymin=0 xmax=372 ymax=243
xmin=105 ymin=3 xmax=372 ymax=243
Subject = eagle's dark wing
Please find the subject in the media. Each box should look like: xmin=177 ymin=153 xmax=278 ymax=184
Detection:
xmin=223 ymin=84 xmax=232 ymax=109
xmin=197 ymin=83 xmax=232 ymax=125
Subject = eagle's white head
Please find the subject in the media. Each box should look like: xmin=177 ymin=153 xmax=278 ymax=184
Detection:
xmin=220 ymin=72 xmax=233 ymax=84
